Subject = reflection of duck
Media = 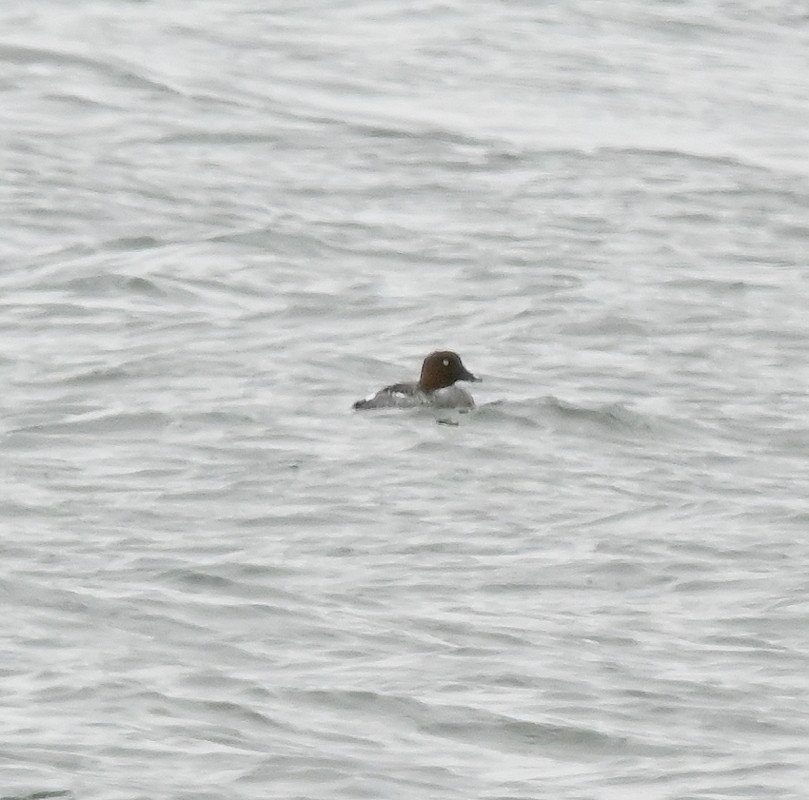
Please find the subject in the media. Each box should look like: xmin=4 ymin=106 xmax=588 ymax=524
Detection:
xmin=353 ymin=351 xmax=480 ymax=410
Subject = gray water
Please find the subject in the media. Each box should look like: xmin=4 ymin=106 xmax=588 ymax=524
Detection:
xmin=3 ymin=2 xmax=809 ymax=799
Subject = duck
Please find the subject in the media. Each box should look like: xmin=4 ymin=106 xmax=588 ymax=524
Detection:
xmin=353 ymin=351 xmax=480 ymax=410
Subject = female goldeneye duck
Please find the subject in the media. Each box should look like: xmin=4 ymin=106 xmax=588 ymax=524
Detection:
xmin=353 ymin=350 xmax=480 ymax=410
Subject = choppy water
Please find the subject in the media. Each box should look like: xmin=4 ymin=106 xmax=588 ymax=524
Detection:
xmin=3 ymin=2 xmax=809 ymax=799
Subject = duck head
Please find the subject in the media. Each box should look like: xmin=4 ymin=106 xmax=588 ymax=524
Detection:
xmin=417 ymin=351 xmax=480 ymax=393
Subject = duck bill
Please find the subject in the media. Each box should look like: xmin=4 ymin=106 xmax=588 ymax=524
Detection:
xmin=462 ymin=369 xmax=481 ymax=383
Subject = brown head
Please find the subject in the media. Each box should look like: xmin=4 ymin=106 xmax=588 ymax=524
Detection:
xmin=417 ymin=351 xmax=480 ymax=393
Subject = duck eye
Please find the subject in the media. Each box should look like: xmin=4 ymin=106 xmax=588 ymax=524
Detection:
xmin=442 ymin=359 xmax=449 ymax=366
